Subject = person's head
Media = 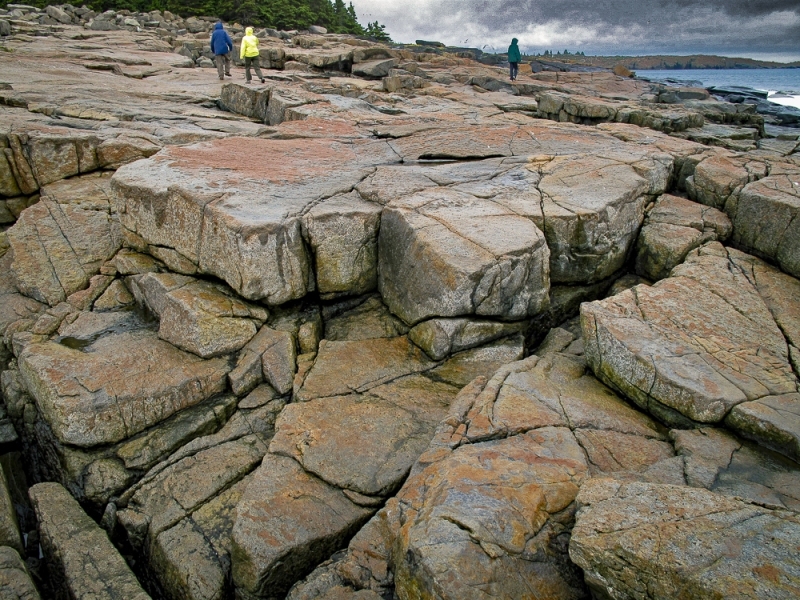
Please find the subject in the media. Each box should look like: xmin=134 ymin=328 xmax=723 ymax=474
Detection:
xmin=512 ymin=37 xmax=518 ymax=44
xmin=214 ymin=22 xmax=223 ymax=30
xmin=246 ymin=26 xmax=253 ymax=35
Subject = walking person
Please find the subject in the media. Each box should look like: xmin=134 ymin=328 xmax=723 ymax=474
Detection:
xmin=240 ymin=26 xmax=266 ymax=84
xmin=508 ymin=37 xmax=521 ymax=81
xmin=211 ymin=21 xmax=233 ymax=80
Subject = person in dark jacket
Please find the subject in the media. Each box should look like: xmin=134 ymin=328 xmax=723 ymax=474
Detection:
xmin=210 ymin=21 xmax=233 ymax=81
xmin=508 ymin=37 xmax=521 ymax=81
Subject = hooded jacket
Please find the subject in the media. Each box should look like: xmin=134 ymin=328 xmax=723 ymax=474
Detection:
xmin=210 ymin=22 xmax=233 ymax=56
xmin=508 ymin=38 xmax=521 ymax=63
xmin=240 ymin=27 xmax=260 ymax=59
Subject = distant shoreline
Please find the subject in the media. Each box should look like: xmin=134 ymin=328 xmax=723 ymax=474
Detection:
xmin=529 ymin=54 xmax=800 ymax=70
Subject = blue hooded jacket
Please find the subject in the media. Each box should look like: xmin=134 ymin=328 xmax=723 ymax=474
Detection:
xmin=211 ymin=22 xmax=233 ymax=56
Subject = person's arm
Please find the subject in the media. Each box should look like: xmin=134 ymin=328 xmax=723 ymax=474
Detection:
xmin=226 ymin=32 xmax=233 ymax=53
xmin=240 ymin=38 xmax=246 ymax=59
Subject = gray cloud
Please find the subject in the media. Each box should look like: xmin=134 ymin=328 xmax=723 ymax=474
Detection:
xmin=351 ymin=0 xmax=800 ymax=61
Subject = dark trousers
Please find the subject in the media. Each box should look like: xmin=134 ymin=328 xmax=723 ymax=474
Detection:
xmin=214 ymin=53 xmax=231 ymax=79
xmin=509 ymin=61 xmax=519 ymax=80
xmin=244 ymin=56 xmax=264 ymax=82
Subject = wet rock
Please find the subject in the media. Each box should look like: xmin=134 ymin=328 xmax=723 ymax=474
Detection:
xmin=8 ymin=173 xmax=122 ymax=306
xmin=635 ymin=193 xmax=731 ymax=280
xmin=671 ymin=427 xmax=800 ymax=510
xmin=570 ymin=478 xmax=800 ymax=600
xmin=29 ymin=482 xmax=151 ymax=600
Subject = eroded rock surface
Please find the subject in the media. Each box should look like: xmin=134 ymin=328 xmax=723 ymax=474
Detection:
xmin=570 ymin=478 xmax=800 ymax=600
xmin=583 ymin=242 xmax=800 ymax=460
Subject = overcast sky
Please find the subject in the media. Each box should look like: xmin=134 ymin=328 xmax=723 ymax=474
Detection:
xmin=350 ymin=0 xmax=800 ymax=62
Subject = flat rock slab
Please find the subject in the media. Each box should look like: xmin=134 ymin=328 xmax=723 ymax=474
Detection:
xmin=270 ymin=374 xmax=457 ymax=497
xmin=570 ymin=479 xmax=800 ymax=600
xmin=582 ymin=242 xmax=800 ymax=460
xmin=9 ymin=172 xmax=121 ymax=305
xmin=112 ymin=137 xmax=397 ymax=304
xmin=295 ymin=336 xmax=435 ymax=402
xmin=29 ymin=482 xmax=151 ymax=600
xmin=18 ymin=328 xmax=229 ymax=447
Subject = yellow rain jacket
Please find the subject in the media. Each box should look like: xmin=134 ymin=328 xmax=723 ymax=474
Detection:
xmin=240 ymin=27 xmax=260 ymax=59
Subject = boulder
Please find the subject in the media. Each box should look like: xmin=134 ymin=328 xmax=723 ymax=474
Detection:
xmin=29 ymin=482 xmax=151 ymax=600
xmin=582 ymin=242 xmax=800 ymax=459
xmin=635 ymin=193 xmax=731 ymax=280
xmin=228 ymin=325 xmax=296 ymax=397
xmin=0 ymin=466 xmax=22 ymax=554
xmin=219 ymin=83 xmax=272 ymax=122
xmin=232 ymin=454 xmax=374 ymax=599
xmin=352 ymin=58 xmax=397 ymax=79
xmin=0 ymin=546 xmax=41 ymax=600
xmin=132 ymin=272 xmax=268 ymax=358
xmin=730 ymin=174 xmax=800 ymax=279
xmin=409 ymin=316 xmax=526 ymax=360
xmin=378 ymin=188 xmax=550 ymax=324
xmin=570 ymin=479 xmax=800 ymax=600
xmin=322 ymin=295 xmax=408 ymax=342
xmin=9 ymin=173 xmax=122 ymax=306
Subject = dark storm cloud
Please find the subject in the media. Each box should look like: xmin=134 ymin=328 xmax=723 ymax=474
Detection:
xmin=353 ymin=0 xmax=800 ymax=61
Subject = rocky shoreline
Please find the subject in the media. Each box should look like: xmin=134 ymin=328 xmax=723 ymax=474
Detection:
xmin=1 ymin=5 xmax=800 ymax=600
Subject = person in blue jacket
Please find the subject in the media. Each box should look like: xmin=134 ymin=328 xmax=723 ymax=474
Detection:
xmin=210 ymin=21 xmax=233 ymax=81
xmin=508 ymin=37 xmax=521 ymax=81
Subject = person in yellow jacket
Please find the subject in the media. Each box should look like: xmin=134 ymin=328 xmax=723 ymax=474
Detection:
xmin=240 ymin=27 xmax=265 ymax=84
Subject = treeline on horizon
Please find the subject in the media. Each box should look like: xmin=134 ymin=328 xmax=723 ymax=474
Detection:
xmin=1 ymin=0 xmax=391 ymax=38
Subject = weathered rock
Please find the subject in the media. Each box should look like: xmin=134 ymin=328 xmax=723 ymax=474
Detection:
xmin=583 ymin=242 xmax=800 ymax=459
xmin=232 ymin=454 xmax=374 ymax=599
xmin=378 ymin=187 xmax=551 ymax=324
xmin=112 ymin=137 xmax=396 ymax=305
xmin=671 ymin=427 xmax=800 ymax=510
xmin=132 ymin=272 xmax=267 ymax=358
xmin=8 ymin=173 xmax=121 ymax=306
xmin=408 ymin=316 xmax=526 ymax=360
xmin=302 ymin=191 xmax=381 ymax=298
xmin=270 ymin=374 xmax=457 ymax=497
xmin=295 ymin=336 xmax=435 ymax=402
xmin=730 ymin=174 xmax=800 ymax=279
xmin=0 ymin=466 xmax=22 ymax=554
xmin=220 ymin=83 xmax=272 ymax=122
xmin=0 ymin=546 xmax=41 ymax=600
xmin=352 ymin=58 xmax=397 ymax=79
xmin=118 ymin=433 xmax=270 ymax=600
xmin=635 ymin=193 xmax=732 ymax=280
xmin=18 ymin=327 xmax=229 ymax=447
xmin=29 ymin=482 xmax=151 ymax=600
xmin=570 ymin=478 xmax=800 ymax=600
xmin=0 ymin=253 xmax=45 ymax=368
xmin=322 ymin=295 xmax=409 ymax=342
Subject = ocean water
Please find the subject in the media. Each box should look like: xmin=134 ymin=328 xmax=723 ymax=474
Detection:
xmin=637 ymin=68 xmax=800 ymax=109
